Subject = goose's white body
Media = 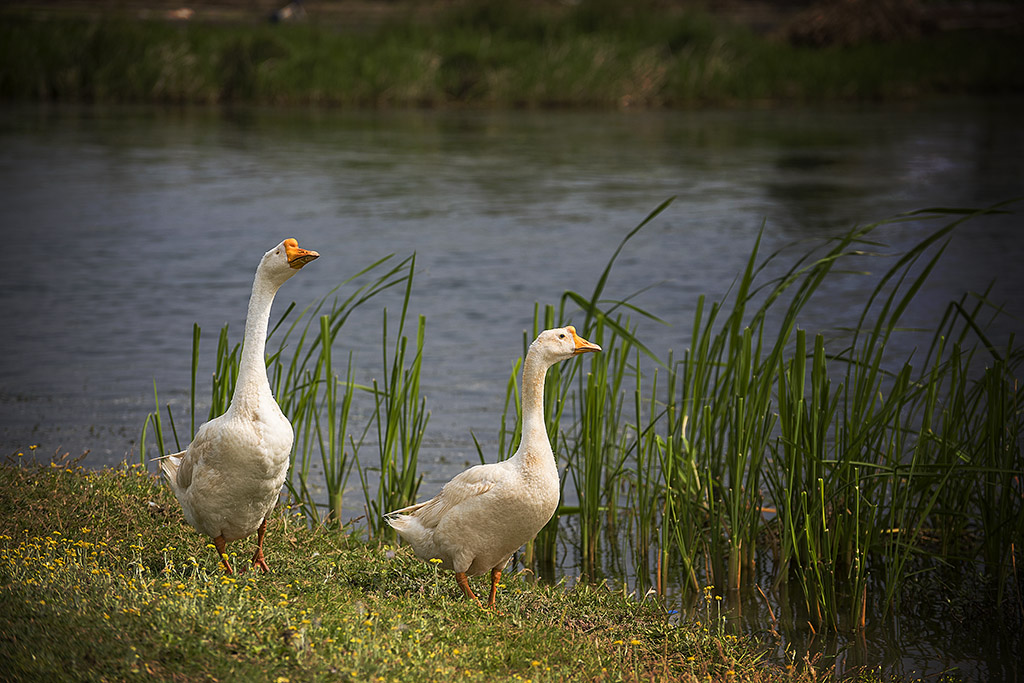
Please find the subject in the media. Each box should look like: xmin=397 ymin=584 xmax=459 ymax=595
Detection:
xmin=387 ymin=450 xmax=560 ymax=578
xmin=386 ymin=326 xmax=600 ymax=605
xmin=162 ymin=401 xmax=293 ymax=543
xmin=157 ymin=238 xmax=318 ymax=573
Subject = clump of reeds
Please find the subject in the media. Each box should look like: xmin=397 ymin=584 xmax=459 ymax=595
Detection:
xmin=532 ymin=199 xmax=1022 ymax=630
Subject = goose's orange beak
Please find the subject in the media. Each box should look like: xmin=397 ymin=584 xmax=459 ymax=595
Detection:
xmin=284 ymin=238 xmax=319 ymax=269
xmin=568 ymin=326 xmax=602 ymax=355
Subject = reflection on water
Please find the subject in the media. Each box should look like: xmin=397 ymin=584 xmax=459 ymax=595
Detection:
xmin=1 ymin=101 xmax=1022 ymax=679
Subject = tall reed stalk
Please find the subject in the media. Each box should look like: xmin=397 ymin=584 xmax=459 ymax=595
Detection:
xmin=356 ymin=258 xmax=429 ymax=541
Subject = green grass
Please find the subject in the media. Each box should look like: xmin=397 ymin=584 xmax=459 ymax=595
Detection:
xmin=0 ymin=459 xmax=832 ymax=682
xmin=0 ymin=0 xmax=1021 ymax=106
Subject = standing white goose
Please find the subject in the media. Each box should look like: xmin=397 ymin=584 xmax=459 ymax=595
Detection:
xmin=157 ymin=238 xmax=319 ymax=574
xmin=386 ymin=326 xmax=601 ymax=608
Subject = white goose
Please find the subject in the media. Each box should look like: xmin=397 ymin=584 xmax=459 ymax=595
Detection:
xmin=157 ymin=238 xmax=319 ymax=574
xmin=386 ymin=326 xmax=601 ymax=608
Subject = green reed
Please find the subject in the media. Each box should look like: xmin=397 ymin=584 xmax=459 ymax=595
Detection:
xmin=625 ymin=356 xmax=658 ymax=591
xmin=562 ymin=200 xmax=672 ymax=575
xmin=658 ymin=219 xmax=870 ymax=595
xmin=563 ymin=317 xmax=629 ymax=572
xmin=356 ymin=258 xmax=429 ymax=541
xmin=355 ymin=309 xmax=429 ymax=540
xmin=286 ymin=316 xmax=361 ymax=528
xmin=267 ymin=254 xmax=421 ymax=528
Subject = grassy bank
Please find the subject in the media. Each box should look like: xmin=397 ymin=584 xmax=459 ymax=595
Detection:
xmin=0 ymin=459 xmax=835 ymax=682
xmin=1 ymin=0 xmax=1021 ymax=106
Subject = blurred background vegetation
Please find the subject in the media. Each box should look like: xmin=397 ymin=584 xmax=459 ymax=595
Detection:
xmin=1 ymin=0 xmax=1021 ymax=106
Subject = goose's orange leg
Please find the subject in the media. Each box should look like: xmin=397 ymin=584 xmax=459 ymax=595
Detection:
xmin=487 ymin=568 xmax=502 ymax=609
xmin=455 ymin=572 xmax=482 ymax=607
xmin=249 ymin=517 xmax=270 ymax=573
xmin=213 ymin=534 xmax=234 ymax=575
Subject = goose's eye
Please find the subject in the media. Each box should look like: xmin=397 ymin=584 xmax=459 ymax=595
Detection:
xmin=558 ymin=334 xmax=566 ymax=339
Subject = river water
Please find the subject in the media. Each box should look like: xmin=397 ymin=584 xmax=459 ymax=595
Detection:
xmin=1 ymin=101 xmax=1022 ymax=678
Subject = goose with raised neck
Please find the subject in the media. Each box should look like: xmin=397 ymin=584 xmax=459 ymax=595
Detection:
xmin=157 ymin=238 xmax=319 ymax=574
xmin=386 ymin=325 xmax=601 ymax=608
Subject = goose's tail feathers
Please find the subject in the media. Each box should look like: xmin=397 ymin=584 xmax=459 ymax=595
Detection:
xmin=384 ymin=501 xmax=426 ymax=520
xmin=152 ymin=451 xmax=184 ymax=483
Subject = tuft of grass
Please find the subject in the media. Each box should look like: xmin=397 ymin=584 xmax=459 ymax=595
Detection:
xmin=0 ymin=459 xmax=828 ymax=682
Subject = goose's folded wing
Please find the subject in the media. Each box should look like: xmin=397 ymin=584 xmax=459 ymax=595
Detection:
xmin=171 ymin=432 xmax=222 ymax=491
xmin=390 ymin=464 xmax=500 ymax=529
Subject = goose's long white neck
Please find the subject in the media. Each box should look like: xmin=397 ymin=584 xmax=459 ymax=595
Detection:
xmin=517 ymin=350 xmax=555 ymax=468
xmin=230 ymin=270 xmax=279 ymax=413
